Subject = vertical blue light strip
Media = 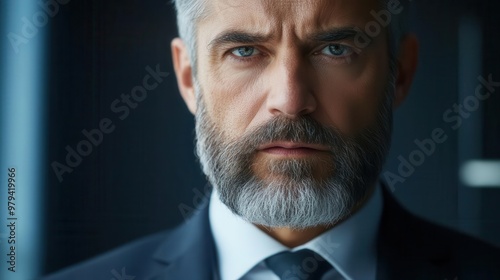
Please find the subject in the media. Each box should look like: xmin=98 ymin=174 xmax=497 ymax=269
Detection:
xmin=457 ymin=16 xmax=483 ymax=237
xmin=0 ymin=1 xmax=46 ymax=279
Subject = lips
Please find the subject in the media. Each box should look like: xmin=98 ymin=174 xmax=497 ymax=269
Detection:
xmin=257 ymin=142 xmax=330 ymax=155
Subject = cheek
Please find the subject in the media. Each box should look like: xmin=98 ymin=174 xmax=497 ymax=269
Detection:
xmin=199 ymin=63 xmax=266 ymax=140
xmin=315 ymin=51 xmax=390 ymax=135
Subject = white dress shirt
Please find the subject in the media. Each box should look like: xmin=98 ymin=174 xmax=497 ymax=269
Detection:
xmin=209 ymin=183 xmax=383 ymax=280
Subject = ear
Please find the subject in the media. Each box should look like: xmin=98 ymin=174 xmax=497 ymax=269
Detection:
xmin=393 ymin=34 xmax=419 ymax=109
xmin=171 ymin=38 xmax=197 ymax=115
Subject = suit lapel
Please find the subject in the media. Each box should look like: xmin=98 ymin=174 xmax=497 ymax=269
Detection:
xmin=376 ymin=184 xmax=455 ymax=279
xmin=143 ymin=182 xmax=458 ymax=279
xmin=145 ymin=192 xmax=219 ymax=280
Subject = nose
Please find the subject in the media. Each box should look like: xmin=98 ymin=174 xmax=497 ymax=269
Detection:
xmin=266 ymin=51 xmax=317 ymax=118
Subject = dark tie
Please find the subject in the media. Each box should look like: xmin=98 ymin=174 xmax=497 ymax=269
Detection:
xmin=265 ymin=249 xmax=333 ymax=280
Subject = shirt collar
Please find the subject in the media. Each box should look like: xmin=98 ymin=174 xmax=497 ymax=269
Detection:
xmin=297 ymin=184 xmax=383 ymax=280
xmin=209 ymin=183 xmax=383 ymax=280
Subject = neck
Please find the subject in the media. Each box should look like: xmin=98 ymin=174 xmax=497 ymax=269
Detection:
xmin=256 ymin=224 xmax=333 ymax=248
xmin=256 ymin=184 xmax=376 ymax=248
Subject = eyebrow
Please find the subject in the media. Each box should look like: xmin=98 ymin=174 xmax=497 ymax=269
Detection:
xmin=208 ymin=31 xmax=271 ymax=51
xmin=309 ymin=27 xmax=362 ymax=42
xmin=207 ymin=27 xmax=366 ymax=52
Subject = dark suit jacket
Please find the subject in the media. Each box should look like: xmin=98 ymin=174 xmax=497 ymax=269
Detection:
xmin=44 ymin=184 xmax=500 ymax=280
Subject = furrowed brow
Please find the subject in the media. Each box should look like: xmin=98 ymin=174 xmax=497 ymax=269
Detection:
xmin=208 ymin=31 xmax=270 ymax=51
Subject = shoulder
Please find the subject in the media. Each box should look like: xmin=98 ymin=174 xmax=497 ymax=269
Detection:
xmin=379 ymin=186 xmax=500 ymax=278
xmin=42 ymin=197 xmax=215 ymax=280
xmin=42 ymin=230 xmax=171 ymax=280
xmin=413 ymin=212 xmax=500 ymax=262
xmin=411 ymin=212 xmax=500 ymax=278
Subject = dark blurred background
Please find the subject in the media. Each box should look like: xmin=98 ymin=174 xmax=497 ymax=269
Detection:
xmin=0 ymin=0 xmax=499 ymax=279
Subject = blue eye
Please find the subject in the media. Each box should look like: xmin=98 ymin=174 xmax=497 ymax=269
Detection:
xmin=231 ymin=46 xmax=260 ymax=57
xmin=321 ymin=44 xmax=352 ymax=57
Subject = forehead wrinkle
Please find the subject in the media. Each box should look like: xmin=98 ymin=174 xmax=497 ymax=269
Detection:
xmin=200 ymin=0 xmax=384 ymax=53
xmin=259 ymin=0 xmax=362 ymax=42
xmin=262 ymin=0 xmax=308 ymax=19
xmin=205 ymin=0 xmax=278 ymax=36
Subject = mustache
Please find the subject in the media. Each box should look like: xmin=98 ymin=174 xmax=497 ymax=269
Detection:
xmin=228 ymin=115 xmax=349 ymax=153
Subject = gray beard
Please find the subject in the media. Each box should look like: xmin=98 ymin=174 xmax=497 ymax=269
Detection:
xmin=194 ymin=83 xmax=394 ymax=229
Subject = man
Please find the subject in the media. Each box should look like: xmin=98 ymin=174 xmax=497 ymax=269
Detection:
xmin=44 ymin=0 xmax=500 ymax=279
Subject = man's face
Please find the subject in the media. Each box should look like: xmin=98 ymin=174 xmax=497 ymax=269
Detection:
xmin=192 ymin=0 xmax=395 ymax=228
xmin=196 ymin=0 xmax=391 ymax=138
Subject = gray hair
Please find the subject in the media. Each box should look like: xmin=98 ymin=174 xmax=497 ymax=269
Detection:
xmin=171 ymin=0 xmax=411 ymax=77
xmin=171 ymin=0 xmax=208 ymax=77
